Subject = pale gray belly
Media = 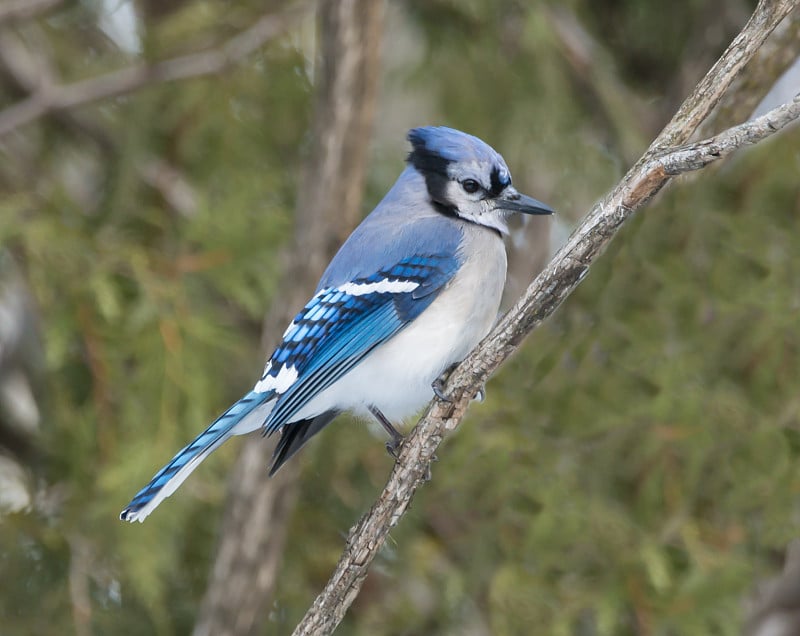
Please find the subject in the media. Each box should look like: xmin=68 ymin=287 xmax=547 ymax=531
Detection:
xmin=294 ymin=226 xmax=507 ymax=422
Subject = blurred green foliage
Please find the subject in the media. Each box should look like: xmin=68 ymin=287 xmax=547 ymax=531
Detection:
xmin=3 ymin=0 xmax=799 ymax=635
xmin=365 ymin=140 xmax=800 ymax=635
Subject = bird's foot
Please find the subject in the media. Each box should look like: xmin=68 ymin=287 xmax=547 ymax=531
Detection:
xmin=385 ymin=437 xmax=403 ymax=460
xmin=431 ymin=363 xmax=459 ymax=402
xmin=432 ymin=377 xmax=451 ymax=402
xmin=433 ymin=366 xmax=486 ymax=403
xmin=370 ymin=405 xmax=406 ymax=460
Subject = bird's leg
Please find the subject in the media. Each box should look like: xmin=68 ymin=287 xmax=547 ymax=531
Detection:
xmin=368 ymin=405 xmax=404 ymax=458
xmin=369 ymin=405 xmax=437 ymax=481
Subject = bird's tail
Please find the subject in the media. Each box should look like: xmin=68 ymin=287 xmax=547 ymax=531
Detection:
xmin=120 ymin=391 xmax=273 ymax=523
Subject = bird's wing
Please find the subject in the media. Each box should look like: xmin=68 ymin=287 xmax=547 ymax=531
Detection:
xmin=257 ymin=253 xmax=460 ymax=433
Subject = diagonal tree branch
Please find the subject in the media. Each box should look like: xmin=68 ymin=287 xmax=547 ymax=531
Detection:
xmin=291 ymin=1 xmax=800 ymax=633
xmin=0 ymin=1 xmax=313 ymax=138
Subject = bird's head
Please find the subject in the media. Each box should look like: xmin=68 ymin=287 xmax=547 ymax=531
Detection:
xmin=407 ymin=126 xmax=553 ymax=235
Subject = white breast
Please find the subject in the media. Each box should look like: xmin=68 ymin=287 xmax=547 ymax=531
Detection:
xmin=292 ymin=226 xmax=507 ymax=423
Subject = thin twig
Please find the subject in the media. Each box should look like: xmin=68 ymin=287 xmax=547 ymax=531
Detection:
xmin=0 ymin=1 xmax=313 ymax=138
xmin=0 ymin=29 xmax=197 ymax=216
xmin=0 ymin=0 xmax=62 ymax=26
xmin=291 ymin=1 xmax=799 ymax=633
xmin=659 ymin=95 xmax=799 ymax=173
xmin=700 ymin=7 xmax=800 ymax=135
xmin=656 ymin=0 xmax=796 ymax=148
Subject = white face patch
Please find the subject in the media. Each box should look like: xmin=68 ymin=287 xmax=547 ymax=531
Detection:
xmin=338 ymin=279 xmax=420 ymax=296
xmin=254 ymin=364 xmax=298 ymax=394
xmin=443 ymin=182 xmax=509 ymax=235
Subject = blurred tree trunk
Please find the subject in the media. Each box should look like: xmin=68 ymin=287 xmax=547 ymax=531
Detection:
xmin=0 ymin=252 xmax=42 ymax=516
xmin=192 ymin=2 xmax=385 ymax=635
xmin=744 ymin=541 xmax=800 ymax=636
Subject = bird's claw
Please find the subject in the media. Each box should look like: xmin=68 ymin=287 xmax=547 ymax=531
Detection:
xmin=431 ymin=376 xmax=452 ymax=402
xmin=432 ymin=367 xmax=485 ymax=404
xmin=432 ymin=363 xmax=460 ymax=403
xmin=386 ymin=438 xmax=402 ymax=460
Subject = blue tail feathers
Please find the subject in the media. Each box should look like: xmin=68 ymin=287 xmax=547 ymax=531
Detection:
xmin=120 ymin=391 xmax=272 ymax=522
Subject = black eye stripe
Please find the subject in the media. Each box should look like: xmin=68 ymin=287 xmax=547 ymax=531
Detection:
xmin=489 ymin=166 xmax=510 ymax=197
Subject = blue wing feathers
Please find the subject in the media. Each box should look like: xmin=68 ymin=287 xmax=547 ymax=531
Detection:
xmin=122 ymin=247 xmax=461 ymax=521
xmin=264 ymin=302 xmax=399 ymax=432
xmin=120 ymin=391 xmax=271 ymax=521
xmin=261 ymin=254 xmax=459 ymax=432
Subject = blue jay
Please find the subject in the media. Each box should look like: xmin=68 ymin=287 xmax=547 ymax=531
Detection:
xmin=120 ymin=126 xmax=552 ymax=522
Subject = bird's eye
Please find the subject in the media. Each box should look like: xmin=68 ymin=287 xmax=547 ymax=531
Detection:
xmin=461 ymin=179 xmax=481 ymax=194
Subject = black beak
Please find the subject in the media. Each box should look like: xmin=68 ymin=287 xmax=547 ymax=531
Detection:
xmin=496 ymin=188 xmax=554 ymax=215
